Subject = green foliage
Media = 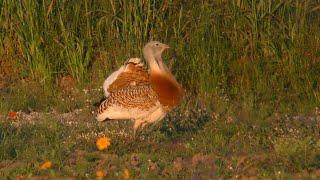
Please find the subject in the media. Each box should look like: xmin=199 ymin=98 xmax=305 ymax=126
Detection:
xmin=0 ymin=0 xmax=319 ymax=108
xmin=273 ymin=137 xmax=320 ymax=170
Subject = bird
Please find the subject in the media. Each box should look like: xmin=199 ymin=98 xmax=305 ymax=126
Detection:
xmin=96 ymin=41 xmax=184 ymax=134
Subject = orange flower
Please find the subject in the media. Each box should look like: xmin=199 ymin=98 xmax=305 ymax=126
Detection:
xmin=39 ymin=161 xmax=52 ymax=170
xmin=96 ymin=170 xmax=106 ymax=179
xmin=96 ymin=137 xmax=111 ymax=151
xmin=123 ymin=168 xmax=130 ymax=179
xmin=17 ymin=175 xmax=25 ymax=180
xmin=8 ymin=111 xmax=17 ymax=120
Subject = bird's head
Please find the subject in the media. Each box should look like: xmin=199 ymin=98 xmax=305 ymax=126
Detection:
xmin=143 ymin=41 xmax=170 ymax=61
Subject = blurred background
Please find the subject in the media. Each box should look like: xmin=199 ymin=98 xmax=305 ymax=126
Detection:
xmin=1 ymin=0 xmax=320 ymax=113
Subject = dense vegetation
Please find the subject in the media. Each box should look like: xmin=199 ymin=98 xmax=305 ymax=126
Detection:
xmin=0 ymin=0 xmax=319 ymax=179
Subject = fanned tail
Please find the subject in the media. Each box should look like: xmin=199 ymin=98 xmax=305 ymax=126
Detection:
xmin=96 ymin=98 xmax=111 ymax=121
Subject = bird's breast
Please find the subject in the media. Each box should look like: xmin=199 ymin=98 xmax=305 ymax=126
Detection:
xmin=150 ymin=72 xmax=183 ymax=108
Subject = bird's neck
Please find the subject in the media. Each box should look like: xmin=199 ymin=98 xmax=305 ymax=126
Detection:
xmin=146 ymin=54 xmax=170 ymax=75
xmin=147 ymin=54 xmax=183 ymax=107
xmin=156 ymin=56 xmax=171 ymax=73
xmin=149 ymin=68 xmax=184 ymax=108
xmin=146 ymin=54 xmax=181 ymax=89
xmin=147 ymin=55 xmax=161 ymax=73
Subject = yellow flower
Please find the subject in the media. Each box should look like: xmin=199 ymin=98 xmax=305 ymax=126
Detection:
xmin=8 ymin=111 xmax=17 ymax=120
xmin=96 ymin=137 xmax=111 ymax=151
xmin=123 ymin=168 xmax=130 ymax=179
xmin=96 ymin=170 xmax=106 ymax=179
xmin=17 ymin=175 xmax=25 ymax=180
xmin=39 ymin=161 xmax=52 ymax=170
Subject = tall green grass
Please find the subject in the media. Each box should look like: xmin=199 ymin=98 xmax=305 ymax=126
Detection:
xmin=0 ymin=0 xmax=320 ymax=111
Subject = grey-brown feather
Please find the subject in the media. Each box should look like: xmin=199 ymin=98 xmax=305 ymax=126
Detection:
xmin=97 ymin=85 xmax=158 ymax=116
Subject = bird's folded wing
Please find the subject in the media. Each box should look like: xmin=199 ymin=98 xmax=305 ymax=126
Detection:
xmin=96 ymin=84 xmax=159 ymax=121
xmin=99 ymin=85 xmax=158 ymax=112
xmin=103 ymin=58 xmax=150 ymax=96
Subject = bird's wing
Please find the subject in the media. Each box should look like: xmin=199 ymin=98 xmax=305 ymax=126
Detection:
xmin=97 ymin=58 xmax=160 ymax=121
xmin=103 ymin=58 xmax=149 ymax=97
xmin=96 ymin=84 xmax=160 ymax=121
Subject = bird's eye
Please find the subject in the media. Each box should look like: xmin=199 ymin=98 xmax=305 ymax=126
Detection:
xmin=155 ymin=43 xmax=159 ymax=46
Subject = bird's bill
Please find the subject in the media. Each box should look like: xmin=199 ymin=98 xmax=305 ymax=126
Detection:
xmin=163 ymin=44 xmax=170 ymax=49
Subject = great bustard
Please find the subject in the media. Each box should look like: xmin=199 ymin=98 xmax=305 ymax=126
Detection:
xmin=96 ymin=41 xmax=183 ymax=134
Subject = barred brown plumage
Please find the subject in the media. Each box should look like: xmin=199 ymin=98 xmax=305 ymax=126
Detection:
xmin=96 ymin=41 xmax=184 ymax=135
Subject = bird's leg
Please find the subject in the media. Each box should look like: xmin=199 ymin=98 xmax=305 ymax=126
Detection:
xmin=133 ymin=119 xmax=144 ymax=137
xmin=133 ymin=120 xmax=149 ymax=138
xmin=133 ymin=128 xmax=138 ymax=138
xmin=140 ymin=121 xmax=148 ymax=130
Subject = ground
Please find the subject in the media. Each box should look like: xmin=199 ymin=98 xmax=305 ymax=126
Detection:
xmin=0 ymin=88 xmax=319 ymax=179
